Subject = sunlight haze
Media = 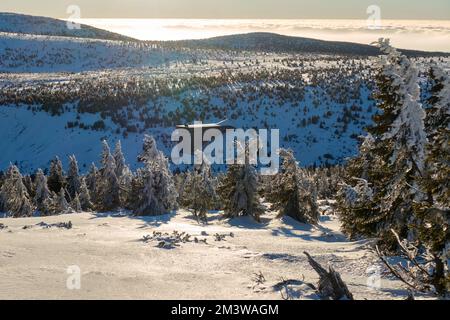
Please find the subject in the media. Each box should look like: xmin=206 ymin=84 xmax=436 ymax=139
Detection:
xmin=1 ymin=0 xmax=449 ymax=20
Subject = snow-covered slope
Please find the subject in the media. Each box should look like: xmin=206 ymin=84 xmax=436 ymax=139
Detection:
xmin=0 ymin=75 xmax=377 ymax=172
xmin=0 ymin=104 xmax=172 ymax=172
xmin=0 ymin=32 xmax=188 ymax=72
xmin=0 ymin=12 xmax=135 ymax=41
xmin=1 ymin=13 xmax=448 ymax=173
xmin=0 ymin=209 xmax=408 ymax=300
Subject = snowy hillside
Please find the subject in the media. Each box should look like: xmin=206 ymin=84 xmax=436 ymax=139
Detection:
xmin=0 ymin=32 xmax=189 ymax=72
xmin=0 ymin=54 xmax=378 ymax=172
xmin=163 ymin=32 xmax=450 ymax=57
xmin=0 ymin=13 xmax=449 ymax=172
xmin=0 ymin=12 xmax=135 ymax=41
xmin=0 ymin=13 xmax=448 ymax=301
xmin=0 ymin=208 xmax=409 ymax=300
xmin=0 ymin=104 xmax=173 ymax=172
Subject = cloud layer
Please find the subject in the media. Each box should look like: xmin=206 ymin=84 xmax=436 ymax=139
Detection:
xmin=81 ymin=19 xmax=450 ymax=52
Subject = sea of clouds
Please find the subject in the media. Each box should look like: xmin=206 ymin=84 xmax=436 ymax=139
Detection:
xmin=80 ymin=19 xmax=450 ymax=52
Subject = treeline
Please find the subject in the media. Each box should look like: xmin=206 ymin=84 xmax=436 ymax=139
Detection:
xmin=0 ymin=57 xmax=373 ymax=141
xmin=0 ymin=136 xmax=175 ymax=218
xmin=0 ymin=136 xmax=341 ymax=227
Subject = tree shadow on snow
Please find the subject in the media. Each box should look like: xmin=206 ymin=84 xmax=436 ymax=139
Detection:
xmin=270 ymin=216 xmax=347 ymax=242
xmin=134 ymin=212 xmax=177 ymax=228
xmin=226 ymin=216 xmax=271 ymax=229
xmin=357 ymin=284 xmax=411 ymax=299
xmin=90 ymin=210 xmax=177 ymax=228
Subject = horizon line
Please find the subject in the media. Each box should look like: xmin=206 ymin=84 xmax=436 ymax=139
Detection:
xmin=2 ymin=11 xmax=450 ymax=21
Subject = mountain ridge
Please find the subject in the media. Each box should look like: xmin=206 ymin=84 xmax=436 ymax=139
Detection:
xmin=0 ymin=12 xmax=137 ymax=42
xmin=157 ymin=32 xmax=450 ymax=57
xmin=1 ymin=12 xmax=449 ymax=57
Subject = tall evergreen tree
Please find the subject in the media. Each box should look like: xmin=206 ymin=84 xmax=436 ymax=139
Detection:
xmin=113 ymin=141 xmax=126 ymax=177
xmin=34 ymin=168 xmax=51 ymax=214
xmin=132 ymin=135 xmax=177 ymax=216
xmin=22 ymin=175 xmax=34 ymax=200
xmin=375 ymin=39 xmax=428 ymax=244
xmin=85 ymin=163 xmax=99 ymax=205
xmin=420 ymin=66 xmax=450 ymax=208
xmin=413 ymin=66 xmax=450 ymax=295
xmin=97 ymin=140 xmax=121 ymax=211
xmin=113 ymin=140 xmax=132 ymax=207
xmin=0 ymin=171 xmax=4 ymax=191
xmin=426 ymin=64 xmax=446 ymax=109
xmin=78 ymin=177 xmax=93 ymax=211
xmin=67 ymin=155 xmax=81 ymax=200
xmin=218 ymin=145 xmax=263 ymax=222
xmin=137 ymin=135 xmax=161 ymax=163
xmin=266 ymin=149 xmax=319 ymax=224
xmin=47 ymin=156 xmax=66 ymax=194
xmin=0 ymin=165 xmax=34 ymax=217
xmin=46 ymin=189 xmax=70 ymax=215
xmin=179 ymin=152 xmax=219 ymax=223
xmin=119 ymin=166 xmax=133 ymax=207
xmin=338 ymin=39 xmax=428 ymax=247
xmin=70 ymin=193 xmax=82 ymax=213
xmin=336 ymin=134 xmax=382 ymax=238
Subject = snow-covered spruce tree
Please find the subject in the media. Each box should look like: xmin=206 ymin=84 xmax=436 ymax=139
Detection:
xmin=113 ymin=140 xmax=126 ymax=178
xmin=47 ymin=156 xmax=66 ymax=194
xmin=377 ymin=39 xmax=428 ymax=245
xmin=409 ymin=205 xmax=450 ymax=296
xmin=217 ymin=146 xmax=263 ymax=222
xmin=336 ymin=40 xmax=404 ymax=240
xmin=33 ymin=168 xmax=51 ymax=214
xmin=420 ymin=65 xmax=450 ymax=208
xmin=336 ymin=134 xmax=383 ymax=238
xmin=66 ymin=155 xmax=81 ymax=200
xmin=426 ymin=64 xmax=446 ymax=111
xmin=96 ymin=140 xmax=121 ymax=211
xmin=310 ymin=166 xmax=343 ymax=200
xmin=85 ymin=163 xmax=99 ymax=205
xmin=70 ymin=193 xmax=82 ymax=213
xmin=412 ymin=66 xmax=450 ymax=296
xmin=266 ymin=149 xmax=319 ymax=224
xmin=173 ymin=171 xmax=187 ymax=200
xmin=179 ymin=153 xmax=219 ymax=223
xmin=0 ymin=165 xmax=34 ymax=217
xmin=118 ymin=166 xmax=133 ymax=207
xmin=0 ymin=171 xmax=4 ymax=193
xmin=338 ymin=39 xmax=428 ymax=247
xmin=22 ymin=175 xmax=34 ymax=200
xmin=78 ymin=177 xmax=93 ymax=211
xmin=336 ymin=177 xmax=376 ymax=239
xmin=113 ymin=140 xmax=133 ymax=207
xmin=45 ymin=189 xmax=71 ymax=215
xmin=0 ymin=172 xmax=4 ymax=212
xmin=137 ymin=135 xmax=161 ymax=163
xmin=127 ymin=168 xmax=145 ymax=211
xmin=131 ymin=135 xmax=177 ymax=216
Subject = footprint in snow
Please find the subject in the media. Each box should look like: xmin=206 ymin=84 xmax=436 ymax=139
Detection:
xmin=2 ymin=251 xmax=15 ymax=258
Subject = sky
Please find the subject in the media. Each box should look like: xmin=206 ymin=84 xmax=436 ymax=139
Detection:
xmin=0 ymin=0 xmax=449 ymax=20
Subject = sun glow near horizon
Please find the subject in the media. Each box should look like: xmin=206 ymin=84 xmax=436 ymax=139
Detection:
xmin=73 ymin=18 xmax=450 ymax=52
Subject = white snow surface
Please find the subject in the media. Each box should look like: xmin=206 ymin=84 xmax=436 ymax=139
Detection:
xmin=0 ymin=32 xmax=186 ymax=72
xmin=0 ymin=208 xmax=410 ymax=300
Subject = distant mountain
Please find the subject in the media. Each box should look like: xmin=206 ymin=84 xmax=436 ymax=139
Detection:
xmin=0 ymin=13 xmax=448 ymax=172
xmin=1 ymin=13 xmax=447 ymax=57
xmin=0 ymin=12 xmax=136 ymax=42
xmin=160 ymin=32 xmax=450 ymax=57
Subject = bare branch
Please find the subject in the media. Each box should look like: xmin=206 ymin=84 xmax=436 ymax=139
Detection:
xmin=375 ymin=245 xmax=418 ymax=291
